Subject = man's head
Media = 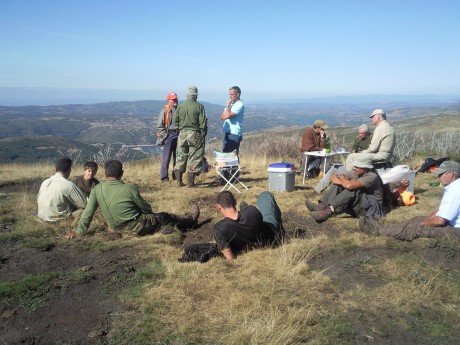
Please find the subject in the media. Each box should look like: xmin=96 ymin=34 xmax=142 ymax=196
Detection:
xmin=216 ymin=190 xmax=237 ymax=211
xmin=104 ymin=160 xmax=123 ymax=179
xmin=83 ymin=161 xmax=98 ymax=181
xmin=229 ymin=86 xmax=241 ymax=102
xmin=352 ymin=156 xmax=373 ymax=176
xmin=166 ymin=92 xmax=178 ymax=107
xmin=358 ymin=124 xmax=370 ymax=139
xmin=313 ymin=120 xmax=328 ymax=133
xmin=369 ymin=109 xmax=387 ymax=126
xmin=187 ymin=86 xmax=198 ymax=100
xmin=55 ymin=156 xmax=73 ymax=178
xmin=433 ymin=161 xmax=460 ymax=186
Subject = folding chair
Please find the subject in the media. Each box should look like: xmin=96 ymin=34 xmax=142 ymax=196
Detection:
xmin=213 ymin=151 xmax=248 ymax=193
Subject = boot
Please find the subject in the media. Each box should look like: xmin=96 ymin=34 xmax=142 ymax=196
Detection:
xmin=305 ymin=200 xmax=327 ymax=212
xmin=187 ymin=204 xmax=200 ymax=228
xmin=187 ymin=172 xmax=196 ymax=187
xmin=175 ymin=170 xmax=185 ymax=187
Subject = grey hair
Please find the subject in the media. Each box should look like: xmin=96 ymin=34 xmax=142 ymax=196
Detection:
xmin=452 ymin=171 xmax=460 ymax=179
xmin=379 ymin=113 xmax=387 ymax=120
xmin=359 ymin=124 xmax=369 ymax=133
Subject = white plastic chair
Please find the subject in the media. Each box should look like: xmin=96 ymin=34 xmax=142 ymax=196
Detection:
xmin=213 ymin=151 xmax=248 ymax=193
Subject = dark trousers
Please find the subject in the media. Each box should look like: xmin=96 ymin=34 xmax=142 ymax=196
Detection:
xmin=222 ymin=132 xmax=242 ymax=155
xmin=126 ymin=212 xmax=194 ymax=236
xmin=378 ymin=216 xmax=460 ymax=241
xmin=257 ymin=191 xmax=284 ymax=244
xmin=320 ymin=185 xmax=363 ymax=217
xmin=160 ymin=131 xmax=178 ymax=180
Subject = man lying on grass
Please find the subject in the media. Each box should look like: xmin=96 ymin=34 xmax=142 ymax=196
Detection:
xmin=214 ymin=190 xmax=283 ymax=260
xmin=360 ymin=160 xmax=460 ymax=241
xmin=66 ymin=160 xmax=199 ymax=239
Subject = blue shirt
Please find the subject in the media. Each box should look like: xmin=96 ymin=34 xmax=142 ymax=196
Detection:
xmin=222 ymin=100 xmax=244 ymax=136
xmin=437 ymin=178 xmax=460 ymax=227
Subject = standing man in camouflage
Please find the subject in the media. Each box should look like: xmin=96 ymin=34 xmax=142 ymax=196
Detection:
xmin=173 ymin=86 xmax=208 ymax=187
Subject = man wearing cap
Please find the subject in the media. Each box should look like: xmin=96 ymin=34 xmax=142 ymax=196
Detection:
xmin=360 ymin=161 xmax=460 ymax=241
xmin=173 ymin=86 xmax=208 ymax=187
xmin=305 ymin=156 xmax=383 ymax=223
xmin=346 ymin=109 xmax=395 ymax=169
xmin=300 ymin=120 xmax=329 ymax=177
xmin=157 ymin=92 xmax=179 ymax=182
xmin=220 ymin=86 xmax=244 ymax=155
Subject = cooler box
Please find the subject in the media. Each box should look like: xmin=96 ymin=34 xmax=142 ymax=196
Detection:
xmin=268 ymin=162 xmax=296 ymax=192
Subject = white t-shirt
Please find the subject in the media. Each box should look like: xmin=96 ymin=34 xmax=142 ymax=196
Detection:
xmin=437 ymin=178 xmax=460 ymax=227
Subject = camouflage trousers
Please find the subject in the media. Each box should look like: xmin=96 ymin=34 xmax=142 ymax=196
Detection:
xmin=174 ymin=130 xmax=205 ymax=173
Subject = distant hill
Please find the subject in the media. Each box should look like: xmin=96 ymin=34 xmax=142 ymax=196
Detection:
xmin=0 ymin=100 xmax=459 ymax=163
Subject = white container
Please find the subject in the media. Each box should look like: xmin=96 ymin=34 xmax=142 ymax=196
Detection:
xmin=268 ymin=166 xmax=296 ymax=192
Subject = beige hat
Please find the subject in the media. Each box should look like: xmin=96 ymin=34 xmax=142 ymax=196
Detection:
xmin=313 ymin=120 xmax=328 ymax=129
xmin=353 ymin=156 xmax=374 ymax=169
xmin=187 ymin=86 xmax=198 ymax=95
xmin=369 ymin=109 xmax=385 ymax=118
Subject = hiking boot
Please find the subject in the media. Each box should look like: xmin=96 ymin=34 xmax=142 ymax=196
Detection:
xmin=187 ymin=172 xmax=196 ymax=187
xmin=310 ymin=207 xmax=333 ymax=223
xmin=175 ymin=170 xmax=185 ymax=187
xmin=305 ymin=200 xmax=327 ymax=212
xmin=185 ymin=204 xmax=200 ymax=228
xmin=365 ymin=217 xmax=381 ymax=236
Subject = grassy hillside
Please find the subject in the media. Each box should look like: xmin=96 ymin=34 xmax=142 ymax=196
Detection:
xmin=0 ymin=153 xmax=459 ymax=344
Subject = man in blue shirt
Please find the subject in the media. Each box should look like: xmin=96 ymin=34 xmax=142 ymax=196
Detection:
xmin=220 ymin=86 xmax=244 ymax=155
xmin=360 ymin=161 xmax=460 ymax=240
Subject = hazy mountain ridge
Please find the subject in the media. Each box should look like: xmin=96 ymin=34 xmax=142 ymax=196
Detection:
xmin=1 ymin=100 xmax=459 ymax=163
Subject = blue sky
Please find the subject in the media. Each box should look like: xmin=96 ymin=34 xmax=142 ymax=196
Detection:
xmin=1 ymin=0 xmax=460 ymax=105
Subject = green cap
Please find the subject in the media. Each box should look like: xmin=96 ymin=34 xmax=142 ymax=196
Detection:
xmin=433 ymin=161 xmax=460 ymax=176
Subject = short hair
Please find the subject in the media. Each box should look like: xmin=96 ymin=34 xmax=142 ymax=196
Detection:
xmin=55 ymin=156 xmax=72 ymax=173
xmin=104 ymin=160 xmax=123 ymax=178
xmin=452 ymin=171 xmax=460 ymax=179
xmin=83 ymin=161 xmax=98 ymax=171
xmin=230 ymin=86 xmax=241 ymax=95
xmin=358 ymin=124 xmax=369 ymax=133
xmin=187 ymin=94 xmax=197 ymax=101
xmin=216 ymin=190 xmax=237 ymax=209
xmin=378 ymin=113 xmax=387 ymax=120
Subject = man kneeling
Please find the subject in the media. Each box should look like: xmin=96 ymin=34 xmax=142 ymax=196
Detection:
xmin=66 ymin=160 xmax=199 ymax=239
xmin=214 ymin=191 xmax=283 ymax=260
xmin=306 ymin=156 xmax=383 ymax=223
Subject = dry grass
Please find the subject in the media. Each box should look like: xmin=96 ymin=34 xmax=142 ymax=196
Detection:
xmin=1 ymin=153 xmax=459 ymax=345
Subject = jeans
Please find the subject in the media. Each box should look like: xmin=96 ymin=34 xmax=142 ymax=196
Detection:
xmin=222 ymin=132 xmax=242 ymax=155
xmin=160 ymin=131 xmax=178 ymax=180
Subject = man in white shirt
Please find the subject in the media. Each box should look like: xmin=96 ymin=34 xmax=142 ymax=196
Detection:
xmin=37 ymin=156 xmax=87 ymax=222
xmin=360 ymin=161 xmax=460 ymax=240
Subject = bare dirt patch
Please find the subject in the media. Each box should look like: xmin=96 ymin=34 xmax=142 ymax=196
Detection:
xmin=0 ymin=242 xmax=144 ymax=345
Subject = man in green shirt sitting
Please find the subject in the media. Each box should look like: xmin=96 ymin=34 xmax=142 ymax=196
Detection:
xmin=66 ymin=160 xmax=199 ymax=239
xmin=352 ymin=124 xmax=372 ymax=153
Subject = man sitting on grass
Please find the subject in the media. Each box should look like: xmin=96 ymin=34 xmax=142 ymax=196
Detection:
xmin=214 ymin=190 xmax=283 ymax=260
xmin=306 ymin=156 xmax=383 ymax=223
xmin=360 ymin=161 xmax=460 ymax=240
xmin=70 ymin=161 xmax=100 ymax=198
xmin=66 ymin=159 xmax=199 ymax=239
xmin=37 ymin=156 xmax=87 ymax=222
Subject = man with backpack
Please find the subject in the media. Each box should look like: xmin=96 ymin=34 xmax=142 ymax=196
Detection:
xmin=157 ymin=92 xmax=179 ymax=182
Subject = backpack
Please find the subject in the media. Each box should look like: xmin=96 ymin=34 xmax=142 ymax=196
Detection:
xmin=178 ymin=243 xmax=220 ymax=263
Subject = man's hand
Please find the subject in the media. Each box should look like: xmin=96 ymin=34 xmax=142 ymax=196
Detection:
xmin=65 ymin=232 xmax=78 ymax=240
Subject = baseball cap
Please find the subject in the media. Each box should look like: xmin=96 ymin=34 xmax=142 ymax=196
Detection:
xmin=187 ymin=86 xmax=198 ymax=96
xmin=166 ymin=92 xmax=178 ymax=100
xmin=369 ymin=109 xmax=385 ymax=118
xmin=313 ymin=120 xmax=328 ymax=129
xmin=432 ymin=161 xmax=460 ymax=176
